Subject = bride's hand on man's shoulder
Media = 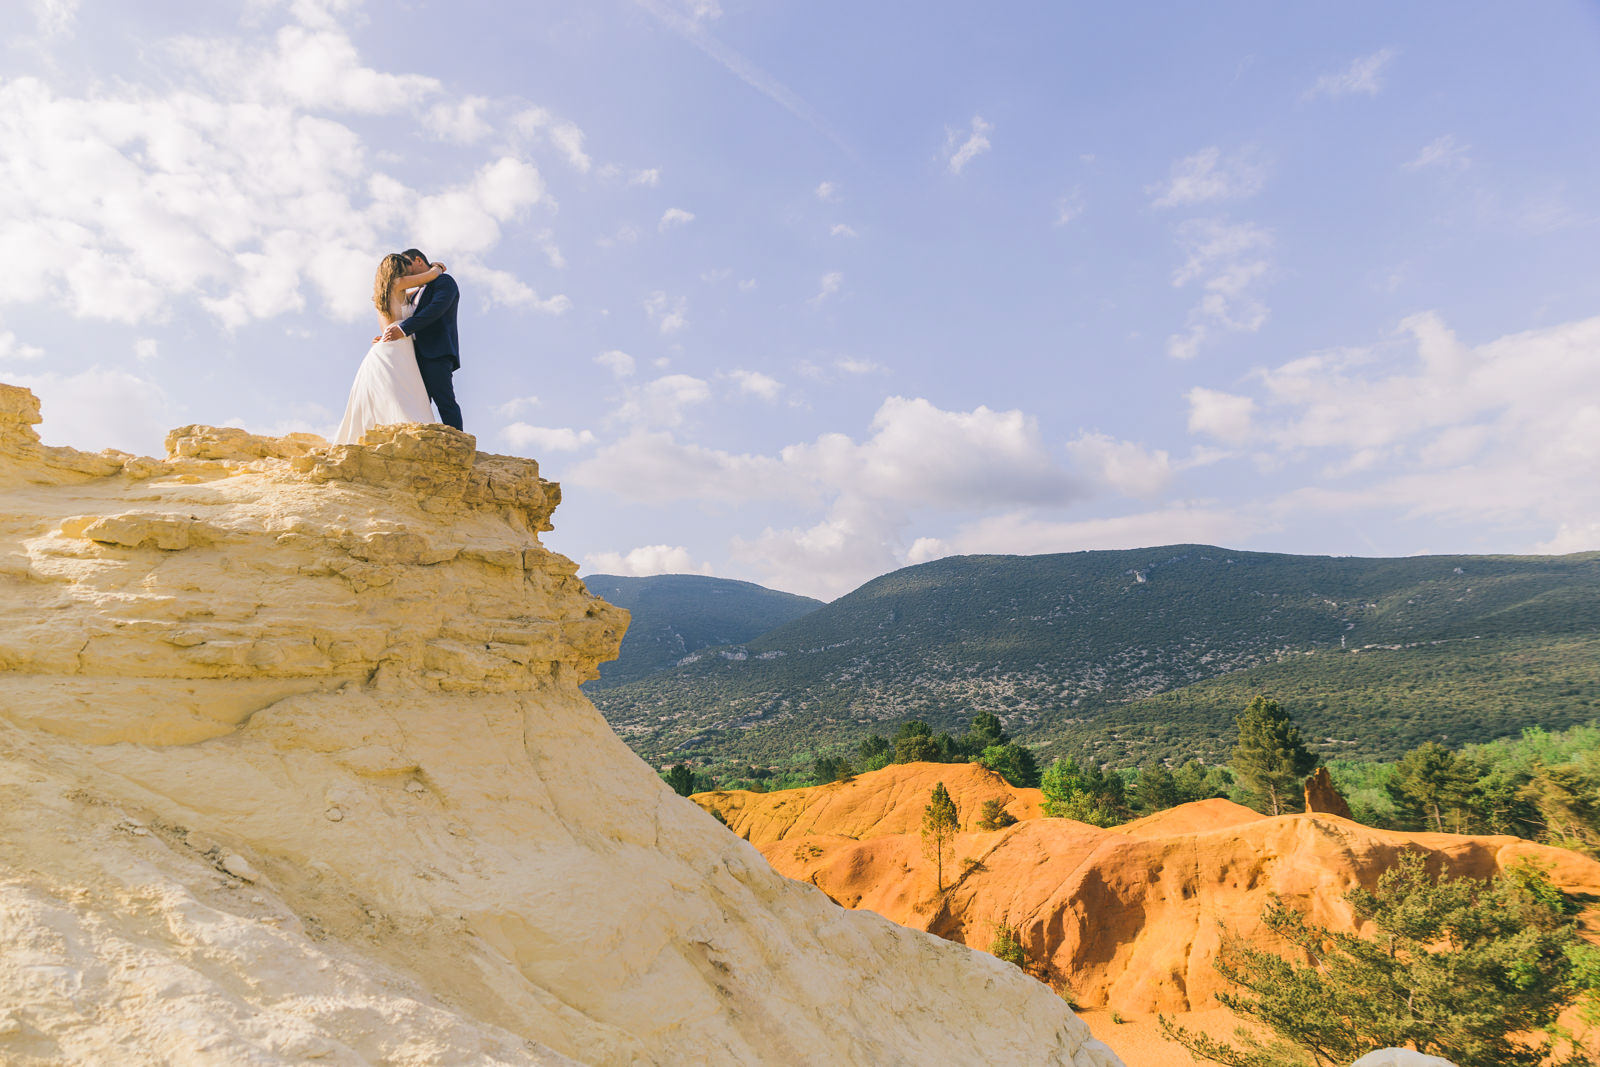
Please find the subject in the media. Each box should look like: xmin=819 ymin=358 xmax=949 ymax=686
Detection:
xmin=431 ymin=261 xmax=447 ymax=273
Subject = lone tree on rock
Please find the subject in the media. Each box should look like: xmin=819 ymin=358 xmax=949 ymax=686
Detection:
xmin=921 ymin=782 xmax=960 ymax=892
xmin=1231 ymin=696 xmax=1318 ymax=815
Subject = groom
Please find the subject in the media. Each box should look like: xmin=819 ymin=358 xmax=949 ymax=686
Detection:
xmin=382 ymin=248 xmax=463 ymax=431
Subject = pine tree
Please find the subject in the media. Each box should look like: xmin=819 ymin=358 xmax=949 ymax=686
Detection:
xmin=1135 ymin=760 xmax=1180 ymax=813
xmin=921 ymin=782 xmax=960 ymax=892
xmin=1389 ymin=741 xmax=1473 ymax=832
xmin=664 ymin=764 xmax=697 ymax=797
xmin=1159 ymin=852 xmax=1590 ymax=1067
xmin=1231 ymin=696 xmax=1318 ymax=815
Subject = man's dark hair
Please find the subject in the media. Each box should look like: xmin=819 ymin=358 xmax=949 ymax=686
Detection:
xmin=401 ymin=248 xmax=428 ymax=265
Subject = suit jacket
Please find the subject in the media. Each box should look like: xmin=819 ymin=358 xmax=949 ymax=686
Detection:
xmin=401 ymin=273 xmax=461 ymax=369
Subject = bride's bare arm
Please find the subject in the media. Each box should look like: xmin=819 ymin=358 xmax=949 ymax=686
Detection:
xmin=397 ymin=262 xmax=445 ymax=290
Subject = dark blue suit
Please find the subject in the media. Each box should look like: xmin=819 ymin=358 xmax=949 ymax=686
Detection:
xmin=401 ymin=274 xmax=463 ymax=430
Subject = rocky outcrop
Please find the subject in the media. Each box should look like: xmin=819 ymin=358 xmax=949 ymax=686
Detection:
xmin=0 ymin=385 xmax=1119 ymax=1067
xmin=696 ymin=760 xmax=1046 ymax=844
xmin=733 ymin=764 xmax=1600 ymax=1018
xmin=1304 ymin=766 xmax=1353 ymax=818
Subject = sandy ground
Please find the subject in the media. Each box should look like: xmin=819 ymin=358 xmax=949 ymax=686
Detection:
xmin=1080 ymin=1008 xmax=1244 ymax=1067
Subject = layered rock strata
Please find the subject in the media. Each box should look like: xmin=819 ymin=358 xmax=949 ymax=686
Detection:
xmin=0 ymin=385 xmax=1119 ymax=1067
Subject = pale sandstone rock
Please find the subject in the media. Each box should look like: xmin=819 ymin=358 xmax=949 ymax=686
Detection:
xmin=0 ymin=384 xmax=1119 ymax=1067
xmin=1349 ymin=1051 xmax=1457 ymax=1067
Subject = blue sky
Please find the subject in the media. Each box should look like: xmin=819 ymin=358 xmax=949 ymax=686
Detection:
xmin=5 ymin=1 xmax=1600 ymax=598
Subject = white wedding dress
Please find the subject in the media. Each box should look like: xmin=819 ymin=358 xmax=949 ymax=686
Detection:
xmin=333 ymin=294 xmax=435 ymax=445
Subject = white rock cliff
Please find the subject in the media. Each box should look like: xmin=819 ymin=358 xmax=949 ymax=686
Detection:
xmin=0 ymin=384 xmax=1120 ymax=1066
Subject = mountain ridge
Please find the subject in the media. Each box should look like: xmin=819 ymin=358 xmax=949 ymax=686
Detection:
xmin=591 ymin=545 xmax=1600 ymax=767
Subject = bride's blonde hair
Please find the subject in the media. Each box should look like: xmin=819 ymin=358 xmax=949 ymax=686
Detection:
xmin=372 ymin=253 xmax=408 ymax=313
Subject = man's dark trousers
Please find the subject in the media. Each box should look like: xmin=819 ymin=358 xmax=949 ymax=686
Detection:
xmin=401 ymin=273 xmax=464 ymax=431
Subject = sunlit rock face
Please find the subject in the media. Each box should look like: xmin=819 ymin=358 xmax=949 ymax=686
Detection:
xmin=0 ymin=384 xmax=1121 ymax=1067
xmin=715 ymin=763 xmax=1600 ymax=1017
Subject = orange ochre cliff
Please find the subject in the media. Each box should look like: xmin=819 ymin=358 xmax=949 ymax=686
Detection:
xmin=695 ymin=760 xmax=1600 ymax=1062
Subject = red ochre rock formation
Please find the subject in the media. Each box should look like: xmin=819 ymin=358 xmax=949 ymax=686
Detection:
xmin=697 ymin=759 xmax=1046 ymax=845
xmin=1304 ymin=766 xmax=1354 ymax=818
xmin=700 ymin=762 xmax=1600 ymax=1017
xmin=0 ymin=385 xmax=1119 ymax=1067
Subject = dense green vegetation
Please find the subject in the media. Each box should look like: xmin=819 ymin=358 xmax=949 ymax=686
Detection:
xmin=1053 ymin=634 xmax=1600 ymax=764
xmin=592 ymin=546 xmax=1600 ymax=770
xmin=1331 ymin=722 xmax=1600 ymax=854
xmin=1161 ymin=853 xmax=1599 ymax=1067
xmin=579 ymin=573 xmax=821 ymax=688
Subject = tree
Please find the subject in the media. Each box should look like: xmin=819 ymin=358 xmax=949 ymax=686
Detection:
xmin=664 ymin=764 xmax=697 ymax=797
xmin=979 ymin=742 xmax=1040 ymax=787
xmin=1231 ymin=696 xmax=1318 ymax=815
xmin=1172 ymin=759 xmax=1231 ymax=804
xmin=1159 ymin=851 xmax=1589 ymax=1067
xmin=976 ymin=797 xmax=1018 ymax=831
xmin=963 ymin=711 xmax=1009 ymax=756
xmin=921 ymin=782 xmax=960 ymax=892
xmin=1040 ymin=755 xmax=1126 ymax=827
xmin=857 ymin=734 xmax=892 ymax=772
xmin=1389 ymin=741 xmax=1473 ymax=832
xmin=814 ymin=754 xmax=854 ymax=784
xmin=1135 ymin=760 xmax=1180 ymax=813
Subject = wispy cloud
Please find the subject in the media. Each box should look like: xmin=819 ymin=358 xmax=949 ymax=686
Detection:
xmin=1404 ymin=135 xmax=1471 ymax=173
xmin=1149 ymin=146 xmax=1268 ymax=209
xmin=945 ymin=115 xmax=992 ymax=174
xmin=1305 ymin=47 xmax=1398 ymax=100
xmin=659 ymin=206 xmax=695 ymax=231
xmin=633 ymin=0 xmax=854 ymax=157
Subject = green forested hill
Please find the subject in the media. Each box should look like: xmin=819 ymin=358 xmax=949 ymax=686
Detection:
xmin=588 ymin=546 xmax=1600 ymax=766
xmin=579 ymin=573 xmax=822 ymax=688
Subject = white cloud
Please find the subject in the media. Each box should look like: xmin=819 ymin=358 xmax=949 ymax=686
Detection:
xmin=809 ymin=271 xmax=843 ymax=304
xmin=452 ymin=258 xmax=570 ymax=315
xmin=945 ymin=115 xmax=992 ymax=175
xmin=595 ymin=349 xmax=636 ymax=378
xmin=1186 ymin=386 xmax=1255 ymax=443
xmin=511 ymin=107 xmax=591 ymax=173
xmin=1305 ymin=48 xmax=1398 ymax=100
xmin=7 ymin=366 xmax=175 ymax=455
xmin=1166 ymin=218 xmax=1273 ymax=359
xmin=630 ymin=168 xmax=661 ymax=187
xmin=611 ymin=374 xmax=712 ymax=428
xmin=573 ymin=394 xmax=1175 ymax=597
xmin=729 ymin=369 xmax=781 ymax=401
xmin=815 ymin=180 xmax=839 ymax=202
xmin=30 ymin=0 xmax=79 ymax=36
xmin=683 ymin=0 xmax=722 ymax=22
xmin=493 ymin=395 xmax=540 ymax=417
xmin=173 ymin=22 xmax=440 ymax=114
xmin=836 ymin=357 xmax=883 ymax=375
xmin=1064 ymin=432 xmax=1172 ymax=498
xmin=1148 ymin=146 xmax=1268 ymax=209
xmin=659 ymin=207 xmax=695 ymax=231
xmin=0 ymin=330 xmax=45 ymax=361
xmin=584 ymin=544 xmax=712 ymax=577
xmin=830 ymin=223 xmax=858 ymax=238
xmin=423 ymin=95 xmax=492 ymax=143
xmin=738 ymin=278 xmax=757 ymax=292
xmin=1404 ymin=135 xmax=1471 ymax=173
xmin=0 ymin=10 xmax=567 ymax=331
xmin=573 ymin=430 xmax=799 ymax=504
xmin=1223 ymin=312 xmax=1600 ymax=549
xmin=643 ymin=291 xmax=687 ymax=334
xmin=502 ymin=423 xmax=596 ymax=453
xmin=929 ymin=505 xmax=1272 ymax=560
xmin=132 ymin=338 xmax=158 ymax=362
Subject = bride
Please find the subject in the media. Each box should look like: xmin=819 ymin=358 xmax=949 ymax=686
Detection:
xmin=333 ymin=253 xmax=446 ymax=445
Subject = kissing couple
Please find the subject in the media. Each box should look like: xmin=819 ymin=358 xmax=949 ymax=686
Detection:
xmin=334 ymin=248 xmax=463 ymax=445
